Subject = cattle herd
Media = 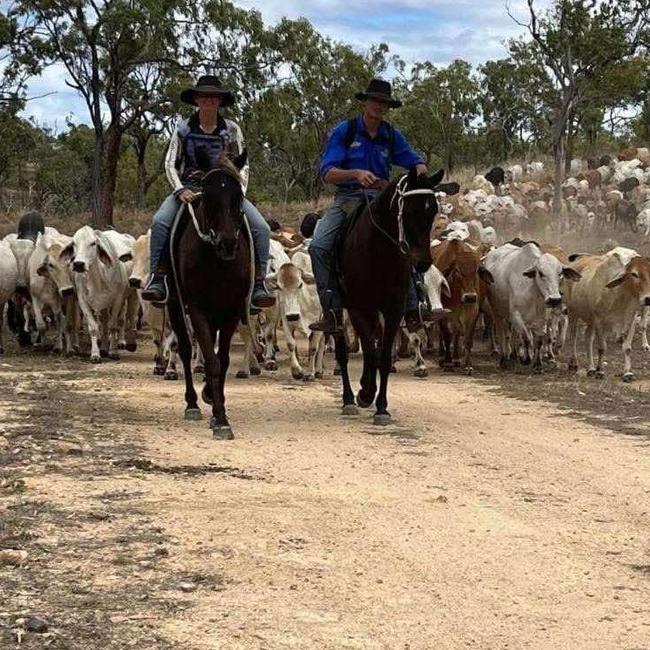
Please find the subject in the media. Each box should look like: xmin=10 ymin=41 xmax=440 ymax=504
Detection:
xmin=3 ymin=149 xmax=650 ymax=392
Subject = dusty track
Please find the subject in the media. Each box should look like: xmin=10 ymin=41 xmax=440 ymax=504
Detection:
xmin=1 ymin=340 xmax=650 ymax=649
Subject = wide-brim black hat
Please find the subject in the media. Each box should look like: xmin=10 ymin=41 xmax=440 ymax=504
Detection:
xmin=180 ymin=75 xmax=235 ymax=107
xmin=355 ymin=78 xmax=402 ymax=108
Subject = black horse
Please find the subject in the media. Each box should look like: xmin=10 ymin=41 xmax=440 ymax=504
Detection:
xmin=167 ymin=151 xmax=251 ymax=439
xmin=335 ymin=167 xmax=445 ymax=425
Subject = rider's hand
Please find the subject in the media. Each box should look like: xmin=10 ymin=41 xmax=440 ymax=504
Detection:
xmin=179 ymin=189 xmax=196 ymax=203
xmin=355 ymin=170 xmax=379 ymax=188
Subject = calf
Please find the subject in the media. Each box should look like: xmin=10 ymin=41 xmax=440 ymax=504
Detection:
xmin=28 ymin=232 xmax=77 ymax=354
xmin=60 ymin=226 xmax=128 ymax=362
xmin=565 ymin=247 xmax=650 ymax=381
xmin=485 ymin=243 xmax=581 ymax=372
xmin=265 ymin=249 xmax=319 ymax=380
xmin=433 ymin=239 xmax=494 ymax=373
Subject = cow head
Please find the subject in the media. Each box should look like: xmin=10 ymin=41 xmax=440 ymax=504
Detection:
xmin=61 ymin=226 xmax=114 ymax=273
xmin=265 ymin=262 xmax=314 ymax=322
xmin=36 ymin=235 xmax=75 ymax=297
xmin=8 ymin=238 xmax=34 ymax=293
xmin=433 ymin=239 xmax=490 ymax=306
xmin=128 ymin=233 xmax=151 ymax=289
xmin=523 ymin=252 xmax=581 ymax=307
xmin=606 ymin=256 xmax=650 ymax=306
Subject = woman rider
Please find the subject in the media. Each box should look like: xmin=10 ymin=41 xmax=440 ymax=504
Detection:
xmin=142 ymin=75 xmax=275 ymax=310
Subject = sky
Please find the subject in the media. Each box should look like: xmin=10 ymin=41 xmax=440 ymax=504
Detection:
xmin=18 ymin=0 xmax=551 ymax=130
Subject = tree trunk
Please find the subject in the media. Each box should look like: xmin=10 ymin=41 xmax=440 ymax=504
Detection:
xmin=564 ymin=115 xmax=575 ymax=176
xmin=137 ymin=146 xmax=147 ymax=210
xmin=93 ymin=124 xmax=123 ymax=228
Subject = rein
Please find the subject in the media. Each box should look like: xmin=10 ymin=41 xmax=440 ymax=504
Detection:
xmin=363 ymin=174 xmax=436 ymax=257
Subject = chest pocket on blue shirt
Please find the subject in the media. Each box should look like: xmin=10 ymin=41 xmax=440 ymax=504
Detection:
xmin=346 ymin=140 xmax=366 ymax=165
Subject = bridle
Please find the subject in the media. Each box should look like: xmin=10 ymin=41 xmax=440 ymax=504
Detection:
xmin=364 ymin=174 xmax=437 ymax=256
xmin=186 ymin=167 xmax=243 ymax=252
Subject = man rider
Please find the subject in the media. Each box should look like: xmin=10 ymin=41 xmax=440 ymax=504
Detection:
xmin=142 ymin=75 xmax=275 ymax=309
xmin=308 ymin=78 xmax=436 ymax=334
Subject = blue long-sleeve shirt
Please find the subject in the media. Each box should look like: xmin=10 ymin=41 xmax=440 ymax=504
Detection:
xmin=320 ymin=115 xmax=424 ymax=190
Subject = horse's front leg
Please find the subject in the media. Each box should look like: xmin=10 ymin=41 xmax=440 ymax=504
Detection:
xmin=213 ymin=317 xmax=238 ymax=439
xmin=166 ymin=298 xmax=200 ymax=421
xmin=189 ymin=311 xmax=224 ymax=430
xmin=374 ymin=311 xmax=401 ymax=425
xmin=334 ymin=331 xmax=356 ymax=415
xmin=351 ymin=310 xmax=379 ymax=408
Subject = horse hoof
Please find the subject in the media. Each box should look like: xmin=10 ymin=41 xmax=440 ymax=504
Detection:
xmin=164 ymin=370 xmax=178 ymax=381
xmin=595 ymin=370 xmax=605 ymax=379
xmin=184 ymin=408 xmax=202 ymax=421
xmin=622 ymin=372 xmax=634 ymax=383
xmin=193 ymin=364 xmax=205 ymax=375
xmin=373 ymin=413 xmax=391 ymax=426
xmin=342 ymin=404 xmax=359 ymax=416
xmin=201 ymin=385 xmax=213 ymax=405
xmin=413 ymin=367 xmax=428 ymax=379
xmin=108 ymin=351 xmax=120 ymax=361
xmin=90 ymin=355 xmax=101 ymax=364
xmin=250 ymin=367 xmax=261 ymax=376
xmin=126 ymin=342 xmax=137 ymax=353
xmin=209 ymin=418 xmax=234 ymax=440
xmin=153 ymin=366 xmax=165 ymax=376
xmin=314 ymin=371 xmax=324 ymax=379
xmin=291 ymin=369 xmax=304 ymax=380
xmin=236 ymin=370 xmax=249 ymax=379
xmin=265 ymin=360 xmax=277 ymax=372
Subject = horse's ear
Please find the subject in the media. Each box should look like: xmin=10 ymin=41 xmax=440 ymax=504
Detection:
xmin=436 ymin=181 xmax=460 ymax=196
xmin=233 ymin=148 xmax=248 ymax=171
xmin=195 ymin=146 xmax=212 ymax=172
xmin=430 ymin=169 xmax=445 ymax=187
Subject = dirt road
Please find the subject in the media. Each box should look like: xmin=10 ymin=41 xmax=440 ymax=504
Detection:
xmin=1 ymin=342 xmax=650 ymax=649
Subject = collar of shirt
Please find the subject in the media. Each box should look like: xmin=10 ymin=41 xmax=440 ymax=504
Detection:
xmin=355 ymin=115 xmax=391 ymax=144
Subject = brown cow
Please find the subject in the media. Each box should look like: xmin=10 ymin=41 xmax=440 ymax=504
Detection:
xmin=432 ymin=239 xmax=494 ymax=373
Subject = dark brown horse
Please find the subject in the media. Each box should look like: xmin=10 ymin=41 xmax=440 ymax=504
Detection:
xmin=167 ymin=151 xmax=251 ymax=439
xmin=336 ymin=167 xmax=445 ymax=425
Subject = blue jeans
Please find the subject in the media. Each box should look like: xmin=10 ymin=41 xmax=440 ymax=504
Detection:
xmin=150 ymin=194 xmax=271 ymax=274
xmin=308 ymin=188 xmax=420 ymax=312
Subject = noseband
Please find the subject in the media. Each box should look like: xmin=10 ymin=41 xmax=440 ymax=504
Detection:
xmin=365 ymin=174 xmax=437 ymax=256
xmin=186 ymin=167 xmax=243 ymax=253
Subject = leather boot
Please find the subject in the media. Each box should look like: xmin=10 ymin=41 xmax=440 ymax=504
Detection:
xmin=142 ymin=272 xmax=169 ymax=304
xmin=251 ymin=274 xmax=276 ymax=309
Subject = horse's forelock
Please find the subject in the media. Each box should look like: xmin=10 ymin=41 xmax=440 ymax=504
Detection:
xmin=203 ymin=154 xmax=243 ymax=187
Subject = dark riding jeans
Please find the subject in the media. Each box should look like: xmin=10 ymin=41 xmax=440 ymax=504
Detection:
xmin=308 ymin=187 xmax=422 ymax=313
xmin=150 ymin=193 xmax=271 ymax=274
